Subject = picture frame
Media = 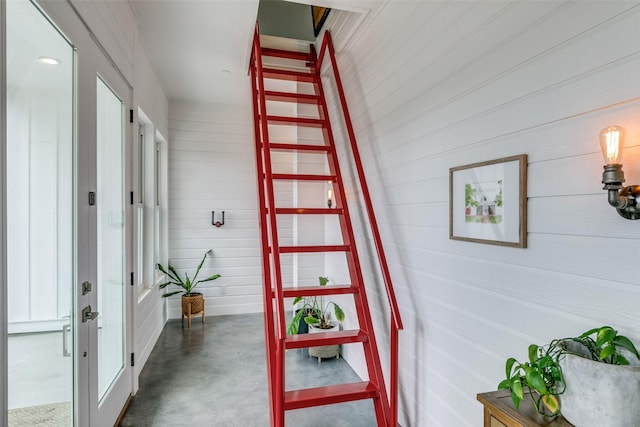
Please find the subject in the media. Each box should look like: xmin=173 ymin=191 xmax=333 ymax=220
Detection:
xmin=449 ymin=154 xmax=527 ymax=248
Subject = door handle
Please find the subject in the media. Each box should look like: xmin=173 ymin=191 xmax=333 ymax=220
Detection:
xmin=82 ymin=305 xmax=99 ymax=322
xmin=62 ymin=323 xmax=71 ymax=357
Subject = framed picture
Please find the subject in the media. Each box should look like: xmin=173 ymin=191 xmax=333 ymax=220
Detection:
xmin=449 ymin=154 xmax=527 ymax=248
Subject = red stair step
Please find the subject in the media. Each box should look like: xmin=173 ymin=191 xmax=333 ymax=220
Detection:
xmin=262 ymin=68 xmax=315 ymax=83
xmin=261 ymin=47 xmax=311 ymax=61
xmin=282 ymin=284 xmax=356 ymax=298
xmin=269 ymin=143 xmax=329 ymax=153
xmin=279 ymin=245 xmax=349 ymax=253
xmin=285 ymin=330 xmax=367 ymax=350
xmin=272 ymin=173 xmax=336 ymax=181
xmin=274 ymin=207 xmax=342 ymax=215
xmin=284 ymin=381 xmax=379 ymax=410
xmin=264 ymin=90 xmax=320 ymax=104
xmin=267 ymin=115 xmax=324 ymax=127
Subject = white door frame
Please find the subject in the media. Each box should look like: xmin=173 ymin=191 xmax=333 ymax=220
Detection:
xmin=0 ymin=0 xmax=8 ymax=420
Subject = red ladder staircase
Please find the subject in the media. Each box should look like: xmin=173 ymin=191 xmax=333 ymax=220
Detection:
xmin=250 ymin=25 xmax=403 ymax=427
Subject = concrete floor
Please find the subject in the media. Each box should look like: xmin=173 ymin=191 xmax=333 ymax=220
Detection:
xmin=120 ymin=313 xmax=377 ymax=426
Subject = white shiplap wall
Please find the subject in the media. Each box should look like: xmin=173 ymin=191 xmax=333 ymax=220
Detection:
xmin=321 ymin=1 xmax=640 ymax=426
xmin=168 ymin=100 xmax=263 ymax=317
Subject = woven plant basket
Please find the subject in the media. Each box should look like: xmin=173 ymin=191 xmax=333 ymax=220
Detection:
xmin=182 ymin=293 xmax=204 ymax=315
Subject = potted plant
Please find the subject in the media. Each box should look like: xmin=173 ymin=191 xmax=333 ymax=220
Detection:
xmin=498 ymin=326 xmax=640 ymax=425
xmin=157 ymin=249 xmax=220 ymax=328
xmin=286 ymin=276 xmax=345 ymax=362
xmin=286 ymin=276 xmax=345 ymax=334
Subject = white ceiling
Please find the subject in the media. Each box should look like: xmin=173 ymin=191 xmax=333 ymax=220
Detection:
xmin=130 ymin=0 xmax=380 ymax=106
xmin=131 ymin=0 xmax=260 ymax=105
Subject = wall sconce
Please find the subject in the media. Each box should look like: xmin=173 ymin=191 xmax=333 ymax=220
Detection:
xmin=212 ymin=211 xmax=225 ymax=227
xmin=600 ymin=125 xmax=640 ymax=220
xmin=327 ymin=188 xmax=334 ymax=208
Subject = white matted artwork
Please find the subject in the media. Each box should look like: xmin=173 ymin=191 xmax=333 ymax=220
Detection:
xmin=449 ymin=154 xmax=527 ymax=248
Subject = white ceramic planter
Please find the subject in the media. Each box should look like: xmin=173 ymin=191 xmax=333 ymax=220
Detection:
xmin=560 ymin=349 xmax=640 ymax=427
xmin=308 ymin=322 xmax=340 ymax=363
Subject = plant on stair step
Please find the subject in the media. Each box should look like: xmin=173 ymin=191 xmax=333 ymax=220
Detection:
xmin=286 ymin=276 xmax=345 ymax=335
xmin=157 ymin=250 xmax=221 ymax=297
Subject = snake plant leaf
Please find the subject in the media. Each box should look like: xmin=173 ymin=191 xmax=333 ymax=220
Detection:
xmin=168 ymin=265 xmax=183 ymax=285
xmin=595 ymin=326 xmax=616 ymax=348
xmin=159 ymin=281 xmax=179 ymax=289
xmin=161 ymin=290 xmax=183 ymax=298
xmin=184 ymin=273 xmax=192 ymax=293
xmin=540 ymin=394 xmax=560 ymax=416
xmin=613 ymin=335 xmax=640 ymax=359
xmin=198 ymin=274 xmax=221 ymax=284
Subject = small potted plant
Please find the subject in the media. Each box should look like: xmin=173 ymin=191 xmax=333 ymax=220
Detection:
xmin=286 ymin=276 xmax=345 ymax=362
xmin=157 ymin=249 xmax=220 ymax=328
xmin=498 ymin=326 xmax=640 ymax=426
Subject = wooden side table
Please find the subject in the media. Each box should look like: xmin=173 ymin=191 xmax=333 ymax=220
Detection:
xmin=477 ymin=389 xmax=574 ymax=427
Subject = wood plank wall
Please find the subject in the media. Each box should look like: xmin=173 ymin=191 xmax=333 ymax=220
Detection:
xmin=168 ymin=101 xmax=263 ymax=317
xmin=321 ymin=2 xmax=640 ymax=426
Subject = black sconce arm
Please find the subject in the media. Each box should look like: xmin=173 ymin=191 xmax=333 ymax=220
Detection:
xmin=212 ymin=211 xmax=225 ymax=227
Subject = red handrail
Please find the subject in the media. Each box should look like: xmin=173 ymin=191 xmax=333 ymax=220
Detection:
xmin=317 ymin=31 xmax=404 ymax=426
xmin=251 ymin=22 xmax=286 ymax=427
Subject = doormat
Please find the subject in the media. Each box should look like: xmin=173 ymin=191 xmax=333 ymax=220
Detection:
xmin=8 ymin=402 xmax=71 ymax=426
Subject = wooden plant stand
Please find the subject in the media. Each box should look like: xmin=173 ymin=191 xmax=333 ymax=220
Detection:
xmin=181 ymin=294 xmax=205 ymax=328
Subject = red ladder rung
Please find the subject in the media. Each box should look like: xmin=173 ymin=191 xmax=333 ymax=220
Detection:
xmin=284 ymin=382 xmax=379 ymax=410
xmin=282 ymin=284 xmax=356 ymax=298
xmin=262 ymin=68 xmax=315 ymax=83
xmin=267 ymin=115 xmax=325 ymax=127
xmin=269 ymin=143 xmax=330 ymax=153
xmin=274 ymin=207 xmax=342 ymax=215
xmin=285 ymin=330 xmax=367 ymax=350
xmin=264 ymin=90 xmax=320 ymax=104
xmin=261 ymin=47 xmax=311 ymax=61
xmin=279 ymin=245 xmax=349 ymax=253
xmin=272 ymin=173 xmax=336 ymax=181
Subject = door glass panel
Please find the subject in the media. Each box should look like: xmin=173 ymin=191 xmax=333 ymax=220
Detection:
xmin=96 ymin=77 xmax=125 ymax=401
xmin=6 ymin=0 xmax=74 ymax=425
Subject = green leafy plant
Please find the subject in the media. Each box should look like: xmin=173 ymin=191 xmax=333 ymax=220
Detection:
xmin=498 ymin=326 xmax=639 ymax=418
xmin=286 ymin=276 xmax=345 ymax=335
xmin=157 ymin=250 xmax=221 ymax=298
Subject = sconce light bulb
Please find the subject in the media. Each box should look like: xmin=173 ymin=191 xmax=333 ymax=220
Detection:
xmin=599 ymin=125 xmax=625 ymax=165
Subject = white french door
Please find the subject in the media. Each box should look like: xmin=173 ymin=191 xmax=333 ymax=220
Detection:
xmin=4 ymin=0 xmax=134 ymax=425
xmin=75 ymin=24 xmax=133 ymax=427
